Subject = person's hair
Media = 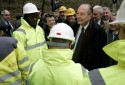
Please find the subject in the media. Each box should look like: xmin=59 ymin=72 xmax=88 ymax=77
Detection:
xmin=86 ymin=4 xmax=93 ymax=15
xmin=93 ymin=5 xmax=103 ymax=14
xmin=1 ymin=10 xmax=10 ymax=15
xmin=81 ymin=4 xmax=93 ymax=16
xmin=44 ymin=13 xmax=55 ymax=22
xmin=53 ymin=8 xmax=59 ymax=12
xmin=103 ymin=7 xmax=111 ymax=12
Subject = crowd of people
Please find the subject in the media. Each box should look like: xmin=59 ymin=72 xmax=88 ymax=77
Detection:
xmin=0 ymin=0 xmax=125 ymax=85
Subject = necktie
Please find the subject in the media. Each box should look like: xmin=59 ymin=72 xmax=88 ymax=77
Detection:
xmin=6 ymin=21 xmax=12 ymax=31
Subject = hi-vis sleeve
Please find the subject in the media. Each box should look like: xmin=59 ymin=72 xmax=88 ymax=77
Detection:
xmin=15 ymin=42 xmax=30 ymax=84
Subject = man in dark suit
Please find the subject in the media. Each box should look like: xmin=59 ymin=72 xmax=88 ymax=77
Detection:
xmin=93 ymin=5 xmax=105 ymax=29
xmin=72 ymin=4 xmax=108 ymax=70
xmin=0 ymin=10 xmax=14 ymax=37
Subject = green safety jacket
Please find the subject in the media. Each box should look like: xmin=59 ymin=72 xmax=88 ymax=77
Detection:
xmin=28 ymin=49 xmax=86 ymax=85
xmin=12 ymin=18 xmax=48 ymax=63
xmin=0 ymin=37 xmax=30 ymax=85
xmin=82 ymin=40 xmax=125 ymax=85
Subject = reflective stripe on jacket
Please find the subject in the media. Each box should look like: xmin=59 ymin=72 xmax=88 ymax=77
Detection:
xmin=28 ymin=49 xmax=86 ymax=85
xmin=0 ymin=37 xmax=30 ymax=85
xmin=88 ymin=69 xmax=105 ymax=85
xmin=12 ymin=18 xmax=48 ymax=63
xmin=82 ymin=40 xmax=125 ymax=85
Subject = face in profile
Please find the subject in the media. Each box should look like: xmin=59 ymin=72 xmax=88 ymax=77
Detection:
xmin=93 ymin=9 xmax=102 ymax=22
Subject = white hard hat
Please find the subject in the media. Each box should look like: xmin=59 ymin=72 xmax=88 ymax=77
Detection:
xmin=110 ymin=0 xmax=125 ymax=26
xmin=23 ymin=3 xmax=39 ymax=14
xmin=48 ymin=23 xmax=75 ymax=42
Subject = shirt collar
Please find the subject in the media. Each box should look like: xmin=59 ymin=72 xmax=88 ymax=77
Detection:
xmin=98 ymin=19 xmax=101 ymax=25
xmin=83 ymin=22 xmax=89 ymax=30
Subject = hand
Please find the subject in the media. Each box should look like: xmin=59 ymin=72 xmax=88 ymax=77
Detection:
xmin=0 ymin=30 xmax=4 ymax=36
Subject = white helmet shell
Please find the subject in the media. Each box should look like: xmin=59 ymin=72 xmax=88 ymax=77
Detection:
xmin=23 ymin=3 xmax=39 ymax=14
xmin=48 ymin=23 xmax=75 ymax=42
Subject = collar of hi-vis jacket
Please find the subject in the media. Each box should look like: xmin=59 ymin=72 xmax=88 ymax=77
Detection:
xmin=103 ymin=40 xmax=125 ymax=67
xmin=42 ymin=49 xmax=73 ymax=66
xmin=21 ymin=17 xmax=40 ymax=29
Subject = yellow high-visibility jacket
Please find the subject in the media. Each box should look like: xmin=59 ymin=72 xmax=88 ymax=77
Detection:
xmin=28 ymin=49 xmax=86 ymax=85
xmin=12 ymin=18 xmax=48 ymax=63
xmin=0 ymin=37 xmax=30 ymax=85
xmin=82 ymin=40 xmax=125 ymax=85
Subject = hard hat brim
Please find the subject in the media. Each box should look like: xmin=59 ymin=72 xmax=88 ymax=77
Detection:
xmin=110 ymin=21 xmax=125 ymax=25
xmin=48 ymin=36 xmax=75 ymax=42
xmin=23 ymin=10 xmax=40 ymax=14
xmin=66 ymin=14 xmax=74 ymax=16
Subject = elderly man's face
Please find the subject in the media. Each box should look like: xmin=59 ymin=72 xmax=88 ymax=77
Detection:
xmin=93 ymin=9 xmax=102 ymax=22
xmin=76 ymin=5 xmax=91 ymax=26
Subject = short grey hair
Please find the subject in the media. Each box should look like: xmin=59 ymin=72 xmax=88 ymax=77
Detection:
xmin=93 ymin=5 xmax=103 ymax=14
xmin=103 ymin=7 xmax=111 ymax=12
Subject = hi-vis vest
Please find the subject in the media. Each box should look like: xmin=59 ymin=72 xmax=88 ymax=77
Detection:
xmin=27 ymin=59 xmax=86 ymax=85
xmin=83 ymin=40 xmax=125 ymax=85
xmin=0 ymin=37 xmax=30 ymax=85
xmin=27 ymin=49 xmax=87 ymax=85
xmin=12 ymin=18 xmax=48 ymax=63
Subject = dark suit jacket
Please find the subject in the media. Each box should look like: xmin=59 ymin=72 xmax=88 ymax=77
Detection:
xmin=106 ymin=29 xmax=118 ymax=65
xmin=0 ymin=19 xmax=14 ymax=37
xmin=72 ymin=19 xmax=108 ymax=70
xmin=99 ymin=19 xmax=105 ymax=28
xmin=107 ymin=29 xmax=119 ymax=44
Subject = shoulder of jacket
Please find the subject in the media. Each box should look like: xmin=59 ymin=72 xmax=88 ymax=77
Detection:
xmin=30 ymin=59 xmax=45 ymax=74
xmin=7 ymin=37 xmax=17 ymax=48
xmin=14 ymin=26 xmax=26 ymax=35
xmin=0 ymin=37 xmax=17 ymax=48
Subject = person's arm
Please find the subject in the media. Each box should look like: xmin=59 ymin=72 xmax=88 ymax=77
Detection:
xmin=12 ymin=30 xmax=26 ymax=48
xmin=15 ymin=42 xmax=30 ymax=84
